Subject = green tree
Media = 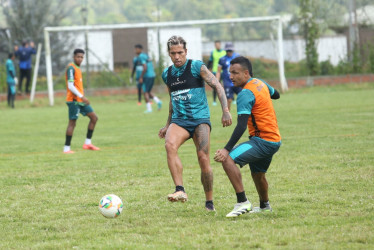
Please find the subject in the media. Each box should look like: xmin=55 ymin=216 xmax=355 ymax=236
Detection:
xmin=299 ymin=0 xmax=320 ymax=76
xmin=1 ymin=0 xmax=73 ymax=72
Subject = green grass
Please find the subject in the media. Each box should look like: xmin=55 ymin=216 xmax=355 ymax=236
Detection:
xmin=1 ymin=83 xmax=373 ymax=249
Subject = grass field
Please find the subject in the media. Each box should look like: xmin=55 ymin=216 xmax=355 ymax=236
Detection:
xmin=1 ymin=83 xmax=373 ymax=249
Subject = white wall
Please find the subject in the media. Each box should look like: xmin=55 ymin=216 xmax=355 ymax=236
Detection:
xmin=202 ymin=36 xmax=347 ymax=66
xmin=148 ymin=27 xmax=202 ymax=67
xmin=74 ymin=31 xmax=114 ymax=71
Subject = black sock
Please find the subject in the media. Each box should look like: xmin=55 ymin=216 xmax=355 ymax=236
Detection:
xmin=260 ymin=200 xmax=270 ymax=209
xmin=205 ymin=200 xmax=213 ymax=206
xmin=176 ymin=185 xmax=185 ymax=192
xmin=236 ymin=191 xmax=247 ymax=203
xmin=65 ymin=135 xmax=72 ymax=146
xmin=86 ymin=129 xmax=93 ymax=139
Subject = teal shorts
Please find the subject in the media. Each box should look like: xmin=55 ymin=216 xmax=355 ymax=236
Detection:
xmin=67 ymin=102 xmax=94 ymax=120
xmin=142 ymin=77 xmax=155 ymax=93
xmin=171 ymin=118 xmax=211 ymax=139
xmin=229 ymin=136 xmax=281 ymax=173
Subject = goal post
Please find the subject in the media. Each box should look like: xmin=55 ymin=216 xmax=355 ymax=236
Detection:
xmin=44 ymin=16 xmax=288 ymax=106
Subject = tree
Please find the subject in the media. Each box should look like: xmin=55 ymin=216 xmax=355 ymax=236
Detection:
xmin=1 ymin=0 xmax=73 ymax=72
xmin=299 ymin=0 xmax=320 ymax=76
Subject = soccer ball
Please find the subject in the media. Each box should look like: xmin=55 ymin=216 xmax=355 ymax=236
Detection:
xmin=98 ymin=194 xmax=123 ymax=218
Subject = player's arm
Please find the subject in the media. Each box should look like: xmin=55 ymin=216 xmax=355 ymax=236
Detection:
xmin=263 ymin=81 xmax=280 ymax=99
xmin=67 ymin=66 xmax=89 ymax=104
xmin=138 ymin=62 xmax=147 ymax=84
xmin=200 ymin=64 xmax=232 ymax=127
xmin=214 ymin=114 xmax=249 ymax=162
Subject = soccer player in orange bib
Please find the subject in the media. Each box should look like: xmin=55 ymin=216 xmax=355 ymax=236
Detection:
xmin=63 ymin=49 xmax=100 ymax=154
xmin=214 ymin=56 xmax=281 ymax=217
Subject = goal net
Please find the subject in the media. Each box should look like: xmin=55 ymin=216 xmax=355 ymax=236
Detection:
xmin=44 ymin=16 xmax=287 ymax=106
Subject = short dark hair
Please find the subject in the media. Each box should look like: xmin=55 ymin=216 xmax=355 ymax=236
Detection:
xmin=230 ymin=56 xmax=253 ymax=77
xmin=167 ymin=36 xmax=187 ymax=51
xmin=214 ymin=40 xmax=221 ymax=43
xmin=135 ymin=44 xmax=143 ymax=49
xmin=8 ymin=52 xmax=14 ymax=59
xmin=74 ymin=49 xmax=85 ymax=55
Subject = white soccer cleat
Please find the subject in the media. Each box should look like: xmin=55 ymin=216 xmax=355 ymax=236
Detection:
xmin=226 ymin=200 xmax=252 ymax=217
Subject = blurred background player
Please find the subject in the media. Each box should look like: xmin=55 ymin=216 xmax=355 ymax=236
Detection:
xmin=63 ymin=49 xmax=100 ymax=154
xmin=158 ymin=35 xmax=232 ymax=212
xmin=131 ymin=44 xmax=162 ymax=113
xmin=216 ymin=42 xmax=241 ymax=110
xmin=207 ymin=40 xmax=226 ymax=106
xmin=14 ymin=40 xmax=36 ymax=94
xmin=214 ymin=56 xmax=281 ymax=217
xmin=6 ymin=53 xmax=17 ymax=108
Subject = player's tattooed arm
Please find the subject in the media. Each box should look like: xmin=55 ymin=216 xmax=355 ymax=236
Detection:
xmin=200 ymin=65 xmax=232 ymax=127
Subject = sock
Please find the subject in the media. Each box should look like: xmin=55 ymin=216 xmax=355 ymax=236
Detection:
xmin=85 ymin=138 xmax=91 ymax=145
xmin=260 ymin=200 xmax=270 ymax=209
xmin=63 ymin=145 xmax=71 ymax=152
xmin=176 ymin=185 xmax=185 ymax=192
xmin=236 ymin=191 xmax=248 ymax=203
xmin=153 ymin=96 xmax=160 ymax=103
xmin=205 ymin=200 xmax=213 ymax=206
xmin=146 ymin=102 xmax=152 ymax=111
xmin=65 ymin=135 xmax=72 ymax=146
xmin=86 ymin=129 xmax=93 ymax=139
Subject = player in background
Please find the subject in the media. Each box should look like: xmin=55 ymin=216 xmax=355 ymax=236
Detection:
xmin=207 ymin=40 xmax=226 ymax=106
xmin=215 ymin=42 xmax=241 ymax=111
xmin=158 ymin=35 xmax=232 ymax=212
xmin=6 ymin=53 xmax=17 ymax=108
xmin=214 ymin=56 xmax=281 ymax=217
xmin=63 ymin=49 xmax=100 ymax=154
xmin=14 ymin=40 xmax=36 ymax=94
xmin=131 ymin=44 xmax=162 ymax=113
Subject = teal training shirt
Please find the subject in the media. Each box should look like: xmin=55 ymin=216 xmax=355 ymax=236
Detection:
xmin=162 ymin=60 xmax=210 ymax=120
xmin=6 ymin=59 xmax=16 ymax=85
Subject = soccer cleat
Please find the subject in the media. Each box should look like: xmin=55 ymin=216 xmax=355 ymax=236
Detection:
xmin=250 ymin=206 xmax=272 ymax=213
xmin=205 ymin=203 xmax=216 ymax=212
xmin=212 ymin=101 xmax=217 ymax=106
xmin=137 ymin=102 xmax=141 ymax=106
xmin=167 ymin=191 xmax=188 ymax=202
xmin=157 ymin=101 xmax=162 ymax=110
xmin=63 ymin=150 xmax=75 ymax=154
xmin=226 ymin=200 xmax=252 ymax=217
xmin=82 ymin=144 xmax=100 ymax=151
xmin=232 ymin=100 xmax=237 ymax=105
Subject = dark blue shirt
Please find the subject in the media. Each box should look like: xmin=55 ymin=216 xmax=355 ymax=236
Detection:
xmin=16 ymin=46 xmax=36 ymax=69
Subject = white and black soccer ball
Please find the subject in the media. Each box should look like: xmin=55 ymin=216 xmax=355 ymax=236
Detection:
xmin=98 ymin=194 xmax=123 ymax=218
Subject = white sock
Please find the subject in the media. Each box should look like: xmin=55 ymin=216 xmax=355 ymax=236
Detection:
xmin=153 ymin=96 xmax=160 ymax=103
xmin=64 ymin=145 xmax=71 ymax=152
xmin=85 ymin=138 xmax=91 ymax=145
xmin=147 ymin=102 xmax=152 ymax=111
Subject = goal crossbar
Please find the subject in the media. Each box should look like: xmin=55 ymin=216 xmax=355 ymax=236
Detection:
xmin=44 ymin=16 xmax=288 ymax=106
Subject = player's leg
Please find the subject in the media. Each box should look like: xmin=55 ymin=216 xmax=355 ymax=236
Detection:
xmin=148 ymin=77 xmax=162 ymax=110
xmin=225 ymin=87 xmax=233 ymax=110
xmin=142 ymin=78 xmax=152 ymax=113
xmin=212 ymin=89 xmax=217 ymax=106
xmin=64 ymin=119 xmax=77 ymax=153
xmin=136 ymin=81 xmax=142 ymax=105
xmin=25 ymin=69 xmax=31 ymax=94
xmin=192 ymin=123 xmax=215 ymax=211
xmin=18 ymin=69 xmax=26 ymax=94
xmin=83 ymin=110 xmax=100 ymax=150
xmin=164 ymin=123 xmax=190 ymax=202
xmin=64 ymin=102 xmax=79 ymax=153
xmin=7 ymin=85 xmax=11 ymax=107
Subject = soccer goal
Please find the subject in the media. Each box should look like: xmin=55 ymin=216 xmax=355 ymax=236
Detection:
xmin=44 ymin=16 xmax=288 ymax=106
